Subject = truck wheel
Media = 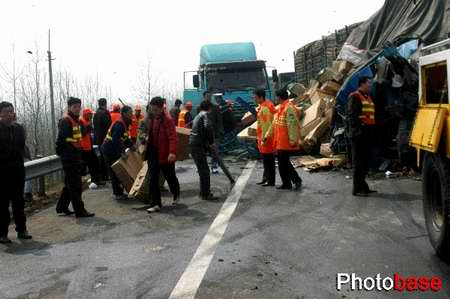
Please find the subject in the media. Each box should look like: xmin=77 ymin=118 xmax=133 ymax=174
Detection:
xmin=423 ymin=152 xmax=450 ymax=261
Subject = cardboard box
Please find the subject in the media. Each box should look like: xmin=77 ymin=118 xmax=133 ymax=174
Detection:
xmin=301 ymin=98 xmax=326 ymax=128
xmin=305 ymin=117 xmax=332 ymax=144
xmin=241 ymin=112 xmax=256 ymax=127
xmin=129 ymin=163 xmax=149 ymax=198
xmin=320 ymin=81 xmax=341 ymax=96
xmin=337 ymin=60 xmax=354 ymax=75
xmin=318 ymin=68 xmax=339 ymax=84
xmin=301 ymin=117 xmax=322 ymax=138
xmin=288 ymin=83 xmax=306 ymax=97
xmin=320 ymin=143 xmax=333 ymax=158
xmin=111 ymin=160 xmax=135 ymax=193
xmin=176 ymin=127 xmax=191 ymax=161
xmin=247 ymin=122 xmax=257 ymax=137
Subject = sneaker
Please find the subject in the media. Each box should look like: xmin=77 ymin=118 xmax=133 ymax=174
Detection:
xmin=172 ymin=196 xmax=179 ymax=206
xmin=89 ymin=182 xmax=98 ymax=190
xmin=56 ymin=209 xmax=75 ymax=216
xmin=0 ymin=236 xmax=12 ymax=244
xmin=294 ymin=181 xmax=303 ymax=191
xmin=147 ymin=206 xmax=161 ymax=213
xmin=211 ymin=167 xmax=219 ymax=175
xmin=17 ymin=231 xmax=32 ymax=240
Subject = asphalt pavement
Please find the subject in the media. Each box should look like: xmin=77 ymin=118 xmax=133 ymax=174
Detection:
xmin=1 ymin=159 xmax=449 ymax=299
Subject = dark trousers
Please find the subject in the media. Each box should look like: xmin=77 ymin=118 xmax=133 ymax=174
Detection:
xmin=351 ymin=133 xmax=371 ymax=193
xmin=0 ymin=165 xmax=27 ymax=237
xmin=102 ymin=151 xmax=124 ymax=196
xmin=56 ymin=161 xmax=86 ymax=214
xmin=148 ymin=150 xmax=180 ymax=207
xmin=262 ymin=153 xmax=276 ymax=185
xmin=277 ymin=150 xmax=302 ymax=188
xmin=191 ymin=146 xmax=211 ymax=197
xmin=82 ymin=150 xmax=101 ymax=183
xmin=98 ymin=150 xmax=109 ymax=181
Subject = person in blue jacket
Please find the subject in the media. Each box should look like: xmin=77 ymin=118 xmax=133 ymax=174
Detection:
xmin=101 ymin=105 xmax=134 ymax=200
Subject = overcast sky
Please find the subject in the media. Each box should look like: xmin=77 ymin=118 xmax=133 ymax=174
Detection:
xmin=0 ymin=0 xmax=385 ymax=102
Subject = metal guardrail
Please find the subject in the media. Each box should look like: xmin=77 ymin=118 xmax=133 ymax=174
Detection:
xmin=23 ymin=146 xmax=100 ymax=194
xmin=25 ymin=155 xmax=62 ymax=181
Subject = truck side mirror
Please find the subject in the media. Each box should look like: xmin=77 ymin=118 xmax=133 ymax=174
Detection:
xmin=193 ymin=75 xmax=200 ymax=88
xmin=272 ymin=69 xmax=279 ymax=83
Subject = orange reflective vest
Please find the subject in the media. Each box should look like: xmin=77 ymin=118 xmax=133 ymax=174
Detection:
xmin=64 ymin=114 xmax=82 ymax=149
xmin=273 ymin=100 xmax=301 ymax=151
xmin=178 ymin=110 xmax=188 ymax=128
xmin=257 ymin=100 xmax=276 ymax=154
xmin=110 ymin=111 xmax=121 ymax=125
xmin=352 ymin=90 xmax=375 ymax=125
xmin=105 ymin=118 xmax=129 ymax=143
xmin=130 ymin=114 xmax=144 ymax=138
xmin=79 ymin=118 xmax=93 ymax=151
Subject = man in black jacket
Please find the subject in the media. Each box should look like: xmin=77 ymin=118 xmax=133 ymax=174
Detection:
xmin=0 ymin=101 xmax=32 ymax=243
xmin=203 ymin=92 xmax=224 ymax=174
xmin=190 ymin=100 xmax=216 ymax=201
xmin=56 ymin=97 xmax=95 ymax=217
xmin=93 ymin=98 xmax=111 ymax=181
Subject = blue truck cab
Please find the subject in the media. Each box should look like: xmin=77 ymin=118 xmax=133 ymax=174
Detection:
xmin=183 ymin=42 xmax=276 ymax=120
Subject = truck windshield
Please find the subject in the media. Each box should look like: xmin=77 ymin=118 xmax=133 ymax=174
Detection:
xmin=206 ymin=67 xmax=267 ymax=92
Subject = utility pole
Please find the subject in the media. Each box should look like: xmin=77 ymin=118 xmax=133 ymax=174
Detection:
xmin=47 ymin=29 xmax=56 ymax=146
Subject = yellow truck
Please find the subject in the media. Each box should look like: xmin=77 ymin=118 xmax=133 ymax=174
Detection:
xmin=410 ymin=39 xmax=450 ymax=261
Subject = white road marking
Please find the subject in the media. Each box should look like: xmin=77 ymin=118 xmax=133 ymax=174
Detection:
xmin=168 ymin=161 xmax=256 ymax=299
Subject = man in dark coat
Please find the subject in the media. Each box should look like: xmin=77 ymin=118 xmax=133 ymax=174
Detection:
xmin=0 ymin=101 xmax=32 ymax=243
xmin=93 ymin=98 xmax=111 ymax=181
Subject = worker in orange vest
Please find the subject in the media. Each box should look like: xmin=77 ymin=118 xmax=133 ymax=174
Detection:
xmin=270 ymin=89 xmax=302 ymax=191
xmin=254 ymin=88 xmax=277 ymax=187
xmin=347 ymin=76 xmax=377 ymax=197
xmin=80 ymin=108 xmax=104 ymax=188
xmin=55 ymin=97 xmax=95 ymax=217
xmin=110 ymin=103 xmax=121 ymax=124
xmin=130 ymin=104 xmax=144 ymax=144
xmin=178 ymin=101 xmax=193 ymax=128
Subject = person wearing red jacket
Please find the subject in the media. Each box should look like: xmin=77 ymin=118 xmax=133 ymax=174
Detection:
xmin=145 ymin=96 xmax=180 ymax=213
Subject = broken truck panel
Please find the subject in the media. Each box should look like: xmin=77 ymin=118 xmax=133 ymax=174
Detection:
xmin=409 ymin=105 xmax=447 ymax=153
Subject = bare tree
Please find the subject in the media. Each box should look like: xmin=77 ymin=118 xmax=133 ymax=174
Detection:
xmin=0 ymin=44 xmax=24 ymax=116
xmin=134 ymin=55 xmax=159 ymax=104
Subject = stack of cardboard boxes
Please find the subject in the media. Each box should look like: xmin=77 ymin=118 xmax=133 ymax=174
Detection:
xmin=112 ymin=127 xmax=192 ymax=199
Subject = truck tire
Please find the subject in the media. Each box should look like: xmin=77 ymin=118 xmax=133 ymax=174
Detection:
xmin=423 ymin=152 xmax=450 ymax=261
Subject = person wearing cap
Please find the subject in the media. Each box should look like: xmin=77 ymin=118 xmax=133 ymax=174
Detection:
xmin=110 ymin=103 xmax=121 ymax=125
xmin=170 ymin=99 xmax=182 ymax=126
xmin=55 ymin=97 xmax=95 ymax=218
xmin=0 ymin=101 xmax=32 ymax=243
xmin=178 ymin=101 xmax=193 ymax=129
xmin=94 ymin=98 xmax=112 ymax=181
xmin=80 ymin=107 xmax=103 ymax=188
xmin=130 ymin=104 xmax=144 ymax=144
xmin=101 ymin=105 xmax=134 ymax=200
